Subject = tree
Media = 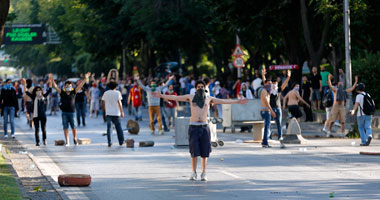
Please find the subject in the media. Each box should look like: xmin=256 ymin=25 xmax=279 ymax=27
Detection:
xmin=0 ymin=0 xmax=10 ymax=44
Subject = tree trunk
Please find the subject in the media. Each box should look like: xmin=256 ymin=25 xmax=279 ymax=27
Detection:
xmin=0 ymin=0 xmax=10 ymax=44
xmin=300 ymin=0 xmax=330 ymax=68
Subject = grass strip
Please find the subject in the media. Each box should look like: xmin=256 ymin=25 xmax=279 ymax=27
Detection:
xmin=0 ymin=154 xmax=23 ymax=200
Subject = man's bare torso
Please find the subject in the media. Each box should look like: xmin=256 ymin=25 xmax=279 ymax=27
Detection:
xmin=287 ymin=90 xmax=300 ymax=106
xmin=188 ymin=95 xmax=212 ymax=123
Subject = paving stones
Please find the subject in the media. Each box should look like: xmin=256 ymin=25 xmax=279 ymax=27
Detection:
xmin=126 ymin=120 xmax=140 ymax=135
xmin=139 ymin=141 xmax=154 ymax=147
xmin=126 ymin=139 xmax=135 ymax=148
xmin=55 ymin=140 xmax=65 ymax=146
xmin=78 ymin=138 xmax=91 ymax=145
xmin=58 ymin=174 xmax=91 ymax=187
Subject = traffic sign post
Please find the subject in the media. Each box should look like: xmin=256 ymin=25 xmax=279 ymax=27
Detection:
xmin=232 ymin=44 xmax=244 ymax=57
xmin=233 ymin=56 xmax=245 ymax=68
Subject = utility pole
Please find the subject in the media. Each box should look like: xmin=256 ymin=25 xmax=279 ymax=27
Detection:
xmin=344 ymin=0 xmax=352 ymax=88
xmin=236 ymin=34 xmax=241 ymax=78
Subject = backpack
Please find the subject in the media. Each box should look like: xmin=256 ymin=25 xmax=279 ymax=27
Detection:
xmin=322 ymin=89 xmax=334 ymax=108
xmin=359 ymin=93 xmax=375 ymax=115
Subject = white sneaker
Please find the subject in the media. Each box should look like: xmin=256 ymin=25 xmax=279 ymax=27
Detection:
xmin=326 ymin=131 xmax=331 ymax=138
xmin=159 ymin=130 xmax=163 ymax=135
xmin=65 ymin=142 xmax=70 ymax=147
xmin=4 ymin=135 xmax=8 ymax=139
xmin=189 ymin=172 xmax=197 ymax=181
xmin=11 ymin=134 xmax=15 ymax=139
xmin=334 ymin=121 xmax=341 ymax=127
xmin=201 ymin=173 xmax=207 ymax=181
xmin=322 ymin=127 xmax=328 ymax=133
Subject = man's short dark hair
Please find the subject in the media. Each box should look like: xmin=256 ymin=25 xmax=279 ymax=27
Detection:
xmin=108 ymin=81 xmax=118 ymax=90
xmin=195 ymin=80 xmax=205 ymax=88
xmin=5 ymin=79 xmax=11 ymax=83
xmin=357 ymin=83 xmax=365 ymax=91
xmin=65 ymin=81 xmax=72 ymax=86
xmin=203 ymin=77 xmax=210 ymax=85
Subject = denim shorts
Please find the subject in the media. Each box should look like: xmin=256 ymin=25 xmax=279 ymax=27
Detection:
xmin=62 ymin=112 xmax=76 ymax=129
xmin=312 ymin=89 xmax=321 ymax=101
xmin=188 ymin=125 xmax=211 ymax=158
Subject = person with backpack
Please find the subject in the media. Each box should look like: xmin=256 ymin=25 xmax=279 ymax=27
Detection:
xmin=350 ymin=83 xmax=375 ymax=146
xmin=321 ymin=87 xmax=334 ymax=133
xmin=326 ymin=74 xmax=358 ymax=137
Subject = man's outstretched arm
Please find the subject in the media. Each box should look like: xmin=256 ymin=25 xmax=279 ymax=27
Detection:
xmin=211 ymin=97 xmax=248 ymax=105
xmin=152 ymin=92 xmax=191 ymax=102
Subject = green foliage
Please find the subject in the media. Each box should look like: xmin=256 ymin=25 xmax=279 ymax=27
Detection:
xmin=352 ymin=51 xmax=380 ymax=108
xmin=0 ymin=155 xmax=23 ymax=200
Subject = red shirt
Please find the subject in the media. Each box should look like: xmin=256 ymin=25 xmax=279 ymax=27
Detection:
xmin=165 ymin=91 xmax=177 ymax=108
xmin=130 ymin=85 xmax=142 ymax=107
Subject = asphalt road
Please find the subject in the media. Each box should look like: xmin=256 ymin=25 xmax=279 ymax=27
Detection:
xmin=6 ymin=108 xmax=380 ymax=200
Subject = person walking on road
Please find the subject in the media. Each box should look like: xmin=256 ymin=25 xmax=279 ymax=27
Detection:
xmin=283 ymin=83 xmax=311 ymax=124
xmin=0 ymin=79 xmax=19 ymax=138
xmin=128 ymin=80 xmax=143 ymax=121
xmin=326 ymin=74 xmax=358 ymax=137
xmin=25 ymin=83 xmax=52 ymax=146
xmin=136 ymin=75 xmax=174 ymax=135
xmin=102 ymin=81 xmax=125 ymax=147
xmin=152 ymin=80 xmax=248 ymax=181
xmin=75 ymin=80 xmax=88 ymax=126
xmin=88 ymin=82 xmax=100 ymax=118
xmin=50 ymin=73 xmax=90 ymax=146
xmin=164 ymin=84 xmax=177 ymax=128
xmin=350 ymin=83 xmax=375 ymax=146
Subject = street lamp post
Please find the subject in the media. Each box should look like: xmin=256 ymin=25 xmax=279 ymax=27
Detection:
xmin=344 ymin=0 xmax=352 ymax=88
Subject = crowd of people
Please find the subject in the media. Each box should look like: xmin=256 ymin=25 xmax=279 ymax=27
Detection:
xmin=0 ymin=66 xmax=376 ymax=181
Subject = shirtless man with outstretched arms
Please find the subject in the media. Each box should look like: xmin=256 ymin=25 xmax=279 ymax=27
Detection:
xmin=152 ymin=80 xmax=248 ymax=181
xmin=283 ymin=83 xmax=310 ymax=124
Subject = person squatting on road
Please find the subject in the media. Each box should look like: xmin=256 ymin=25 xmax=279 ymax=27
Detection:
xmin=283 ymin=83 xmax=311 ymax=124
xmin=50 ymin=72 xmax=91 ymax=146
xmin=25 ymin=82 xmax=52 ymax=146
xmin=0 ymin=79 xmax=19 ymax=138
xmin=350 ymin=83 xmax=374 ymax=146
xmin=152 ymin=80 xmax=248 ymax=181
xmin=326 ymin=74 xmax=358 ymax=137
xmin=102 ymin=81 xmax=125 ymax=147
xmin=136 ymin=75 xmax=174 ymax=135
xmin=262 ymin=68 xmax=291 ymax=141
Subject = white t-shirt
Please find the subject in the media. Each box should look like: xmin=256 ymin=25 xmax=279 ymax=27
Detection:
xmin=190 ymin=88 xmax=196 ymax=95
xmin=90 ymin=87 xmax=100 ymax=100
xmin=355 ymin=92 xmax=370 ymax=116
xmin=252 ymin=78 xmax=262 ymax=91
xmin=179 ymin=77 xmax=187 ymax=89
xmin=102 ymin=90 xmax=122 ymax=116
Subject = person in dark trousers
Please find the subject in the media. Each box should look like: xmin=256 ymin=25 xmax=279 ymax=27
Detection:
xmin=102 ymin=81 xmax=125 ymax=147
xmin=0 ymin=79 xmax=19 ymax=138
xmin=301 ymin=75 xmax=313 ymax=122
xmin=262 ymin=69 xmax=291 ymax=140
xmin=75 ymin=80 xmax=88 ymax=127
xmin=50 ymin=72 xmax=91 ymax=146
xmin=26 ymin=83 xmax=52 ymax=146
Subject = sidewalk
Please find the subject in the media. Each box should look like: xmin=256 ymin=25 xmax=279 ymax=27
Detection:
xmin=0 ymin=121 xmax=62 ymax=200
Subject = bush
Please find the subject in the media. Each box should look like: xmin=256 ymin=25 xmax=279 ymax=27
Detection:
xmin=352 ymin=51 xmax=380 ymax=108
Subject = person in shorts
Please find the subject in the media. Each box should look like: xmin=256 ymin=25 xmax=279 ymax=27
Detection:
xmin=326 ymin=74 xmax=358 ymax=137
xmin=50 ymin=73 xmax=91 ymax=146
xmin=152 ymin=80 xmax=248 ymax=181
xmin=283 ymin=83 xmax=310 ymax=124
